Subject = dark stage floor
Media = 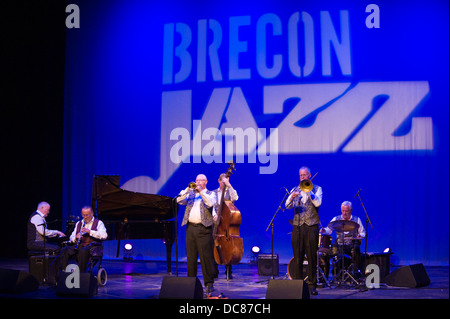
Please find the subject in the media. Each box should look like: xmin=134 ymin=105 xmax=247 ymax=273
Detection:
xmin=0 ymin=258 xmax=448 ymax=300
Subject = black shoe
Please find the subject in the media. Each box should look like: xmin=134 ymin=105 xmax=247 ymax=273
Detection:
xmin=206 ymin=283 xmax=215 ymax=293
xmin=309 ymin=285 xmax=318 ymax=296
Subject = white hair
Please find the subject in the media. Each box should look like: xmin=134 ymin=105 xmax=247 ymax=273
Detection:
xmin=37 ymin=201 xmax=50 ymax=210
xmin=341 ymin=201 xmax=353 ymax=210
xmin=299 ymin=166 xmax=311 ymax=174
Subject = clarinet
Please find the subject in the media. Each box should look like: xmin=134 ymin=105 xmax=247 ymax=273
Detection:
xmin=74 ymin=219 xmax=86 ymax=250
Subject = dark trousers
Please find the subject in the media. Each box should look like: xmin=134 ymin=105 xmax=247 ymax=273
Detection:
xmin=57 ymin=245 xmax=91 ymax=273
xmin=291 ymin=224 xmax=319 ymax=286
xmin=186 ymin=223 xmax=215 ymax=286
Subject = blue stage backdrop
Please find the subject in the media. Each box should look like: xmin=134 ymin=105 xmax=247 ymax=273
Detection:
xmin=63 ymin=0 xmax=449 ymax=265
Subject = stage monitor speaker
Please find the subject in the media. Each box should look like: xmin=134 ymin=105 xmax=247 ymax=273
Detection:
xmin=258 ymin=254 xmax=279 ymax=276
xmin=159 ymin=276 xmax=203 ymax=299
xmin=361 ymin=252 xmax=393 ymax=283
xmin=29 ymin=255 xmax=57 ymax=285
xmin=384 ymin=263 xmax=430 ymax=288
xmin=0 ymin=268 xmax=39 ymax=294
xmin=55 ymin=272 xmax=97 ymax=297
xmin=266 ymin=279 xmax=310 ymax=299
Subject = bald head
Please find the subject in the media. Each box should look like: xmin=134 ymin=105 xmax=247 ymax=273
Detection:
xmin=195 ymin=174 xmax=208 ymax=190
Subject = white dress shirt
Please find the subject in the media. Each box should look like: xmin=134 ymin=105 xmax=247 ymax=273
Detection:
xmin=69 ymin=218 xmax=108 ymax=243
xmin=285 ymin=186 xmax=323 ymax=209
xmin=30 ymin=210 xmax=60 ymax=238
xmin=212 ymin=187 xmax=239 ymax=217
xmin=322 ymin=214 xmax=366 ymax=245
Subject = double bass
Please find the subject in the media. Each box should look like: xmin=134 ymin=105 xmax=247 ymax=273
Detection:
xmin=213 ymin=161 xmax=244 ymax=272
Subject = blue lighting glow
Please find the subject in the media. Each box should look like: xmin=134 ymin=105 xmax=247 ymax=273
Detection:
xmin=63 ymin=0 xmax=449 ymax=265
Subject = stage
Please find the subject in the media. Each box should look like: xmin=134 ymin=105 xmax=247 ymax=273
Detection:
xmin=0 ymin=258 xmax=447 ymax=300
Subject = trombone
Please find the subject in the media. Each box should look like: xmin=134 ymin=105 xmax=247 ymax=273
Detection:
xmin=299 ymin=172 xmax=318 ymax=193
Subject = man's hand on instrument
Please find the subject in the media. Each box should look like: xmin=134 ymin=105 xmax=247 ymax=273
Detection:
xmin=221 ymin=177 xmax=232 ymax=189
xmin=291 ymin=191 xmax=301 ymax=198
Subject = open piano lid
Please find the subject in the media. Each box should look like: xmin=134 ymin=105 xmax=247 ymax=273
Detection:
xmin=91 ymin=175 xmax=175 ymax=221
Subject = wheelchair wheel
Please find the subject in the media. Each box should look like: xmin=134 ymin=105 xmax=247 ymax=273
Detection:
xmin=97 ymin=267 xmax=107 ymax=286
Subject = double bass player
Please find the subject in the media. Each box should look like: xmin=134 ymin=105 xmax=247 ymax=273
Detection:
xmin=212 ymin=173 xmax=239 ymax=279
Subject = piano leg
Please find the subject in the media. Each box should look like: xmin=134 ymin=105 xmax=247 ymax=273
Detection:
xmin=116 ymin=239 xmax=121 ymax=258
xmin=165 ymin=239 xmax=174 ymax=274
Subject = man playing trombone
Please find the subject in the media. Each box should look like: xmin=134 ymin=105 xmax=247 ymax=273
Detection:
xmin=285 ymin=166 xmax=323 ymax=295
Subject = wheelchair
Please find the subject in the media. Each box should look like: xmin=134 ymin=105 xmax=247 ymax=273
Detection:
xmin=87 ymin=242 xmax=107 ymax=286
xmin=60 ymin=241 xmax=108 ymax=287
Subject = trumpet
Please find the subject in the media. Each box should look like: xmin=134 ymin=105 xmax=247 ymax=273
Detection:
xmin=188 ymin=182 xmax=198 ymax=190
xmin=299 ymin=172 xmax=318 ymax=193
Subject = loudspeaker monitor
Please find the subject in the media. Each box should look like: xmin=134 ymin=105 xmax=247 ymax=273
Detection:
xmin=384 ymin=263 xmax=430 ymax=288
xmin=55 ymin=271 xmax=98 ymax=297
xmin=159 ymin=276 xmax=203 ymax=299
xmin=0 ymin=268 xmax=39 ymax=294
xmin=258 ymin=254 xmax=279 ymax=276
xmin=266 ymin=279 xmax=310 ymax=299
xmin=29 ymin=255 xmax=57 ymax=285
xmin=361 ymin=252 xmax=392 ymax=283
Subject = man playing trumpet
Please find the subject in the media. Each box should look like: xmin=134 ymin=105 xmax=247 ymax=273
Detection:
xmin=285 ymin=166 xmax=323 ymax=295
xmin=177 ymin=174 xmax=216 ymax=293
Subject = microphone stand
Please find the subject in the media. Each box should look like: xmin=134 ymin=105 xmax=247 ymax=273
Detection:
xmin=38 ymin=219 xmax=62 ymax=286
xmin=355 ymin=189 xmax=373 ymax=257
xmin=172 ymin=196 xmax=179 ymax=277
xmin=37 ymin=221 xmax=51 ymax=286
xmin=259 ymin=188 xmax=289 ymax=282
xmin=172 ymin=193 xmax=184 ymax=277
xmin=43 ymin=222 xmax=48 ymax=284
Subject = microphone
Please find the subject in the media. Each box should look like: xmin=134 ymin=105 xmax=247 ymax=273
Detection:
xmin=354 ymin=188 xmax=362 ymax=198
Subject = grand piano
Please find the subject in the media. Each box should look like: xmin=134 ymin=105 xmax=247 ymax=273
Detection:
xmin=91 ymin=175 xmax=177 ymax=274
